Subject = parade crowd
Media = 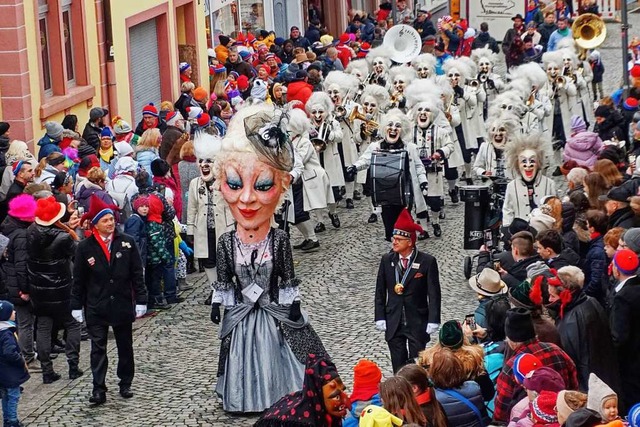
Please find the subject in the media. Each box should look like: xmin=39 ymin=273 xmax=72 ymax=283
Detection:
xmin=3 ymin=0 xmax=640 ymax=426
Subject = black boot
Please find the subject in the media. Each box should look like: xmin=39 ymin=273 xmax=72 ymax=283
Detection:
xmin=329 ymin=213 xmax=341 ymax=228
xmin=89 ymin=390 xmax=107 ymax=405
xmin=315 ymin=222 xmax=326 ymax=233
xmin=43 ymin=371 xmax=61 ymax=384
xmin=418 ymin=231 xmax=430 ymax=240
xmin=368 ymin=213 xmax=378 ymax=223
xmin=353 ymin=190 xmax=362 ymax=201
xmin=345 ymin=199 xmax=354 ymax=209
xmin=439 ymin=210 xmax=446 ymax=220
xmin=433 ymin=223 xmax=442 ymax=237
xmin=300 ymin=240 xmax=320 ymax=251
xmin=69 ymin=365 xmax=84 ymax=380
xmin=293 ymin=239 xmax=310 ymax=249
xmin=449 ymin=187 xmax=459 ymax=204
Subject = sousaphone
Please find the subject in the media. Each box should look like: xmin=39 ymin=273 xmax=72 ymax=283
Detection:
xmin=383 ymin=24 xmax=422 ymax=64
xmin=572 ymin=13 xmax=607 ymax=50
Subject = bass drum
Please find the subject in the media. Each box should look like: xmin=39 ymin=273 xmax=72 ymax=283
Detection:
xmin=460 ymin=185 xmax=490 ymax=250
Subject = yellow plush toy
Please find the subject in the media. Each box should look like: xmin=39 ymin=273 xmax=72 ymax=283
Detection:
xmin=359 ymin=405 xmax=403 ymax=427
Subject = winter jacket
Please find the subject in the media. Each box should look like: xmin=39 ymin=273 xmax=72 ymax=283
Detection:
xmin=0 ymin=215 xmax=31 ymax=306
xmin=153 ymin=175 xmax=182 ymax=226
xmin=546 ymin=29 xmax=572 ymax=52
xmin=608 ymin=206 xmax=640 ymax=230
xmin=71 ymin=230 xmax=147 ymax=326
xmin=557 ymin=291 xmax=619 ymax=392
xmin=75 ymin=181 xmax=116 ymax=213
xmin=343 ymin=394 xmax=383 ymax=427
xmin=134 ymin=119 xmax=167 ymax=137
xmin=444 ymin=29 xmax=461 ymax=54
xmin=174 ymin=94 xmax=199 ymax=123
xmin=286 ymin=81 xmax=314 ymax=109
xmin=582 ymin=235 xmax=607 ymax=302
xmin=224 ymin=59 xmax=254 ymax=80
xmin=538 ymin=23 xmax=557 ymax=50
xmin=124 ymin=213 xmax=147 ymax=263
xmin=305 ymin=25 xmax=321 ymax=44
xmin=503 ymin=255 xmax=542 ymax=288
xmin=26 ymin=223 xmax=76 ymax=318
xmin=436 ymin=381 xmax=490 ymax=427
xmin=413 ymin=17 xmax=437 ymax=39
xmin=178 ymin=159 xmax=199 ymax=223
xmin=0 ymin=324 xmax=29 ymax=388
xmin=472 ymin=32 xmax=499 ymax=53
xmin=105 ymin=174 xmax=138 ymax=213
xmin=591 ymin=60 xmax=604 ymax=83
xmin=563 ymin=131 xmax=603 ymax=168
xmin=595 ymin=111 xmax=626 ymax=142
xmin=502 ymin=27 xmax=523 ymax=55
xmin=82 ymin=122 xmax=103 ymax=150
xmin=37 ymin=134 xmax=61 ymax=161
xmin=36 ymin=164 xmax=61 ymax=185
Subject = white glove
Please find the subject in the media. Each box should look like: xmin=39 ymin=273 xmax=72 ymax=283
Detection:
xmin=426 ymin=323 xmax=440 ymax=335
xmin=375 ymin=320 xmax=387 ymax=331
xmin=71 ymin=310 xmax=83 ymax=323
xmin=135 ymin=305 xmax=147 ymax=318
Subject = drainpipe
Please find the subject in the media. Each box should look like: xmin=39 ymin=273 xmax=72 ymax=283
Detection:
xmin=103 ymin=0 xmax=117 ymax=116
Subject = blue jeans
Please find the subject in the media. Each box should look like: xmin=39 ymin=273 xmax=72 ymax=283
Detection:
xmin=146 ymin=261 xmax=176 ymax=304
xmin=1 ymin=386 xmax=20 ymax=424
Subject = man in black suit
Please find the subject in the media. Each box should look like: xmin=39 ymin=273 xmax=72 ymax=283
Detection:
xmin=374 ymin=208 xmax=441 ymax=373
xmin=71 ymin=194 xmax=147 ymax=405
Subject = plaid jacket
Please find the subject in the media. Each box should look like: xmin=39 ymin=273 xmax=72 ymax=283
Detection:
xmin=492 ymin=339 xmax=578 ymax=423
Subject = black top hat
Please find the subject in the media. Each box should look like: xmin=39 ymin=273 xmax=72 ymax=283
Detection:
xmin=512 ymin=14 xmax=525 ymax=21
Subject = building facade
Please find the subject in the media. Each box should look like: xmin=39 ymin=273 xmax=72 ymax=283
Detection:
xmin=0 ymin=0 xmax=208 ymax=149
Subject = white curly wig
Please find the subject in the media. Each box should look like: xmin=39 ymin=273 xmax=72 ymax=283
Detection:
xmin=287 ymin=108 xmax=312 ymax=137
xmin=508 ymin=62 xmax=548 ymax=89
xmin=505 ymin=133 xmax=552 ymax=175
xmin=411 ymin=53 xmax=437 ymax=74
xmin=345 ymin=59 xmax=370 ymax=81
xmin=471 ymin=47 xmax=498 ymax=66
xmin=405 ymin=78 xmax=444 ymax=110
xmin=324 ymin=70 xmax=360 ymax=97
xmin=360 ymin=84 xmax=390 ymax=111
xmin=366 ymin=44 xmax=393 ymax=68
xmin=542 ymin=50 xmax=565 ymax=69
xmin=487 ymin=89 xmax=527 ymax=120
xmin=380 ymin=108 xmax=412 ymax=141
xmin=305 ymin=92 xmax=335 ymax=115
xmin=443 ymin=57 xmax=474 ymax=81
xmin=486 ymin=110 xmax=521 ymax=135
xmin=389 ymin=66 xmax=417 ymax=85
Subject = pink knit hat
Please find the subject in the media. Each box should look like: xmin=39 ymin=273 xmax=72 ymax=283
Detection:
xmin=8 ymin=194 xmax=37 ymax=222
xmin=570 ymin=115 xmax=586 ymax=133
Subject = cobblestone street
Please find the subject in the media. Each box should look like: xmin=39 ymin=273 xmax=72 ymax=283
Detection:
xmin=15 ymin=17 xmax=639 ymax=427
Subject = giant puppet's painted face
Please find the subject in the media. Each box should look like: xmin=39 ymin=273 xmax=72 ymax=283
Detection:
xmin=322 ymin=377 xmax=349 ymax=418
xmin=384 ymin=118 xmax=403 ymax=144
xmin=199 ymin=157 xmax=215 ymax=182
xmin=393 ymin=77 xmax=407 ymax=94
xmin=373 ymin=57 xmax=386 ymax=74
xmin=416 ymin=64 xmax=431 ymax=79
xmin=362 ymin=95 xmax=379 ymax=116
xmin=447 ymin=67 xmax=461 ymax=87
xmin=308 ymin=103 xmax=328 ymax=127
xmin=327 ymin=85 xmax=342 ymax=105
xmin=479 ymin=58 xmax=492 ymax=74
xmin=416 ymin=104 xmax=433 ymax=129
xmin=490 ymin=124 xmax=508 ymax=150
xmin=518 ymin=148 xmax=538 ymax=182
xmin=547 ymin=62 xmax=560 ymax=78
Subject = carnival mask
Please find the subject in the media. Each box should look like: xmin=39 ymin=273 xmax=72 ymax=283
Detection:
xmin=562 ymin=56 xmax=573 ymax=70
xmin=309 ymin=106 xmax=327 ymax=126
xmin=547 ymin=63 xmax=560 ymax=78
xmin=416 ymin=65 xmax=430 ymax=79
xmin=363 ymin=98 xmax=378 ymax=115
xmin=327 ymin=86 xmax=342 ymax=104
xmin=447 ymin=69 xmax=461 ymax=87
xmin=350 ymin=69 xmax=365 ymax=82
xmin=416 ymin=105 xmax=432 ymax=129
xmin=393 ymin=78 xmax=406 ymax=93
xmin=373 ymin=57 xmax=386 ymax=74
xmin=385 ymin=120 xmax=403 ymax=144
xmin=199 ymin=158 xmax=215 ymax=182
xmin=518 ymin=149 xmax=538 ymax=182
xmin=479 ymin=59 xmax=491 ymax=74
xmin=490 ymin=125 xmax=508 ymax=150
xmin=322 ymin=377 xmax=349 ymax=418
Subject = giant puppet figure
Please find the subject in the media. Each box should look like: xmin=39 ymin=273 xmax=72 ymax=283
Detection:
xmin=324 ymin=70 xmax=361 ymax=209
xmin=406 ymin=80 xmax=455 ymax=238
xmin=502 ymin=133 xmax=556 ymax=227
xmin=187 ymin=129 xmax=234 ymax=291
xmin=305 ymin=91 xmax=343 ymax=232
xmin=347 ymin=108 xmax=428 ymax=241
xmin=210 ymin=104 xmax=326 ymax=413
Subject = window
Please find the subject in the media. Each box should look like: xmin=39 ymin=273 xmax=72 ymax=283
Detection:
xmin=38 ymin=0 xmax=52 ymax=92
xmin=62 ymin=0 xmax=75 ymax=84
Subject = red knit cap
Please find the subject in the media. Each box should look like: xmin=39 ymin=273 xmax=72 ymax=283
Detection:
xmin=197 ymin=113 xmax=210 ymax=127
xmin=339 ymin=33 xmax=350 ymax=44
xmin=530 ymin=391 xmax=559 ymax=426
xmin=393 ymin=208 xmax=424 ymax=243
xmin=614 ymin=249 xmax=639 ymax=275
xmin=142 ymin=103 xmax=159 ymax=117
xmin=237 ymin=75 xmax=250 ymax=91
xmin=349 ymin=359 xmax=382 ymax=402
xmin=631 ymin=64 xmax=640 ymax=78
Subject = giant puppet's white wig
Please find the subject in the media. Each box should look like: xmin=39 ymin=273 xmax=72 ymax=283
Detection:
xmin=504 ymin=132 xmax=552 ymax=176
xmin=442 ymin=57 xmax=475 ymax=81
xmin=360 ymin=84 xmax=391 ymax=111
xmin=324 ymin=70 xmax=360 ymax=97
xmin=380 ymin=108 xmax=412 ymax=142
xmin=305 ymin=91 xmax=335 ymax=115
xmin=508 ymin=62 xmax=548 ymax=89
xmin=411 ymin=53 xmax=437 ymax=74
xmin=389 ymin=66 xmax=417 ymax=85
xmin=471 ymin=47 xmax=498 ymax=66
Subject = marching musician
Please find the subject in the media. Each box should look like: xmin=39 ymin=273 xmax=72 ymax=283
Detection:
xmin=440 ymin=85 xmax=466 ymax=205
xmin=471 ymin=47 xmax=505 ymax=119
xmin=347 ymin=109 xmax=428 ymax=241
xmin=325 ymin=70 xmax=361 ymax=209
xmin=562 ymin=48 xmax=595 ymax=128
xmin=411 ymin=53 xmax=437 ymax=81
xmin=373 ymin=208 xmax=441 ymax=373
xmin=474 ymin=113 xmax=519 ymax=180
xmin=388 ymin=67 xmax=416 ymax=112
xmin=352 ymin=85 xmax=389 ymax=223
xmin=541 ymin=50 xmax=577 ymax=149
xmin=366 ymin=47 xmax=391 ymax=88
xmin=306 ymin=92 xmax=343 ymax=232
xmin=406 ymin=81 xmax=455 ymax=238
xmin=508 ymin=62 xmax=553 ymax=134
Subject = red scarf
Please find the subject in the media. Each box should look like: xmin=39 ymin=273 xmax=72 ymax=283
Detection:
xmin=590 ymin=231 xmax=601 ymax=240
xmin=92 ymin=228 xmax=112 ymax=263
xmin=416 ymin=390 xmax=433 ymax=405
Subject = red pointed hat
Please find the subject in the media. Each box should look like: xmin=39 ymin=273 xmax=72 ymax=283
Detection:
xmin=393 ymin=208 xmax=424 ymax=242
xmin=81 ymin=194 xmax=119 ymax=226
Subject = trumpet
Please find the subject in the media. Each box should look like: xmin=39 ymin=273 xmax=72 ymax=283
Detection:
xmin=334 ymin=90 xmax=350 ymax=119
xmin=555 ymin=76 xmax=566 ymax=88
xmin=478 ymin=73 xmax=488 ymax=84
xmin=468 ymin=79 xmax=480 ymax=89
xmin=526 ymin=89 xmax=537 ymax=107
xmin=310 ymin=121 xmax=330 ymax=153
xmin=365 ymin=72 xmax=376 ymax=85
xmin=349 ymin=106 xmax=379 ymax=137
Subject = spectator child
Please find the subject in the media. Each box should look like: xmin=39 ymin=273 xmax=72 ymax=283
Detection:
xmin=0 ymin=300 xmax=29 ymax=427
xmin=124 ymin=196 xmax=149 ymax=265
xmin=586 ymin=374 xmax=620 ymax=424
xmin=145 ymin=195 xmax=172 ymax=310
xmin=343 ymin=359 xmax=383 ymax=427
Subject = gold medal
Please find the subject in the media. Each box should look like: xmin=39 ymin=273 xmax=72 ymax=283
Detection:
xmin=394 ymin=283 xmax=405 ymax=295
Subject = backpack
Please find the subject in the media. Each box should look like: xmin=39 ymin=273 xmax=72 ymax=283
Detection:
xmin=108 ymin=179 xmax=134 ymax=225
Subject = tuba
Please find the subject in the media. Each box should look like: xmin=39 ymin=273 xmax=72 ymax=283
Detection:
xmin=572 ymin=13 xmax=607 ymax=50
xmin=349 ymin=106 xmax=379 ymax=136
xmin=382 ymin=24 xmax=422 ymax=64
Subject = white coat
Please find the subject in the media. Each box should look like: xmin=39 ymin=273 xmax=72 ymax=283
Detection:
xmin=446 ymin=104 xmax=465 ymax=168
xmin=541 ymin=79 xmax=578 ymax=140
xmin=502 ymin=173 xmax=556 ymax=226
xmin=413 ymin=119 xmax=455 ymax=198
xmin=353 ymin=140 xmax=428 ymax=213
xmin=572 ymin=74 xmax=595 ymax=128
xmin=352 ymin=111 xmax=383 ymax=184
xmin=186 ymin=177 xmax=234 ymax=259
xmin=317 ymin=118 xmax=345 ymax=188
xmin=457 ymin=85 xmax=483 ymax=150
xmin=473 ymin=142 xmax=513 ymax=179
xmin=291 ymin=133 xmax=334 ymax=211
xmin=337 ymin=101 xmax=360 ymax=167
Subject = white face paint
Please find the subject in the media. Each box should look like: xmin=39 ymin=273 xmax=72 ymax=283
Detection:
xmin=562 ymin=56 xmax=573 ymax=70
xmin=362 ymin=97 xmax=378 ymax=115
xmin=393 ymin=78 xmax=406 ymax=93
xmin=327 ymin=85 xmax=342 ymax=104
xmin=199 ymin=158 xmax=215 ymax=182
xmin=350 ymin=69 xmax=364 ymax=82
xmin=373 ymin=57 xmax=386 ymax=74
xmin=518 ymin=148 xmax=538 ymax=182
xmin=416 ymin=105 xmax=432 ymax=129
xmin=479 ymin=59 xmax=491 ymax=74
xmin=447 ymin=68 xmax=461 ymax=86
xmin=309 ymin=105 xmax=327 ymax=126
xmin=385 ymin=120 xmax=403 ymax=144
xmin=416 ymin=65 xmax=430 ymax=78
xmin=490 ymin=125 xmax=508 ymax=150
xmin=547 ymin=62 xmax=560 ymax=78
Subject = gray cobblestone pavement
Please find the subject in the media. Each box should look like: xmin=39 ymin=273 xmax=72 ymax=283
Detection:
xmin=15 ymin=18 xmax=637 ymax=427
